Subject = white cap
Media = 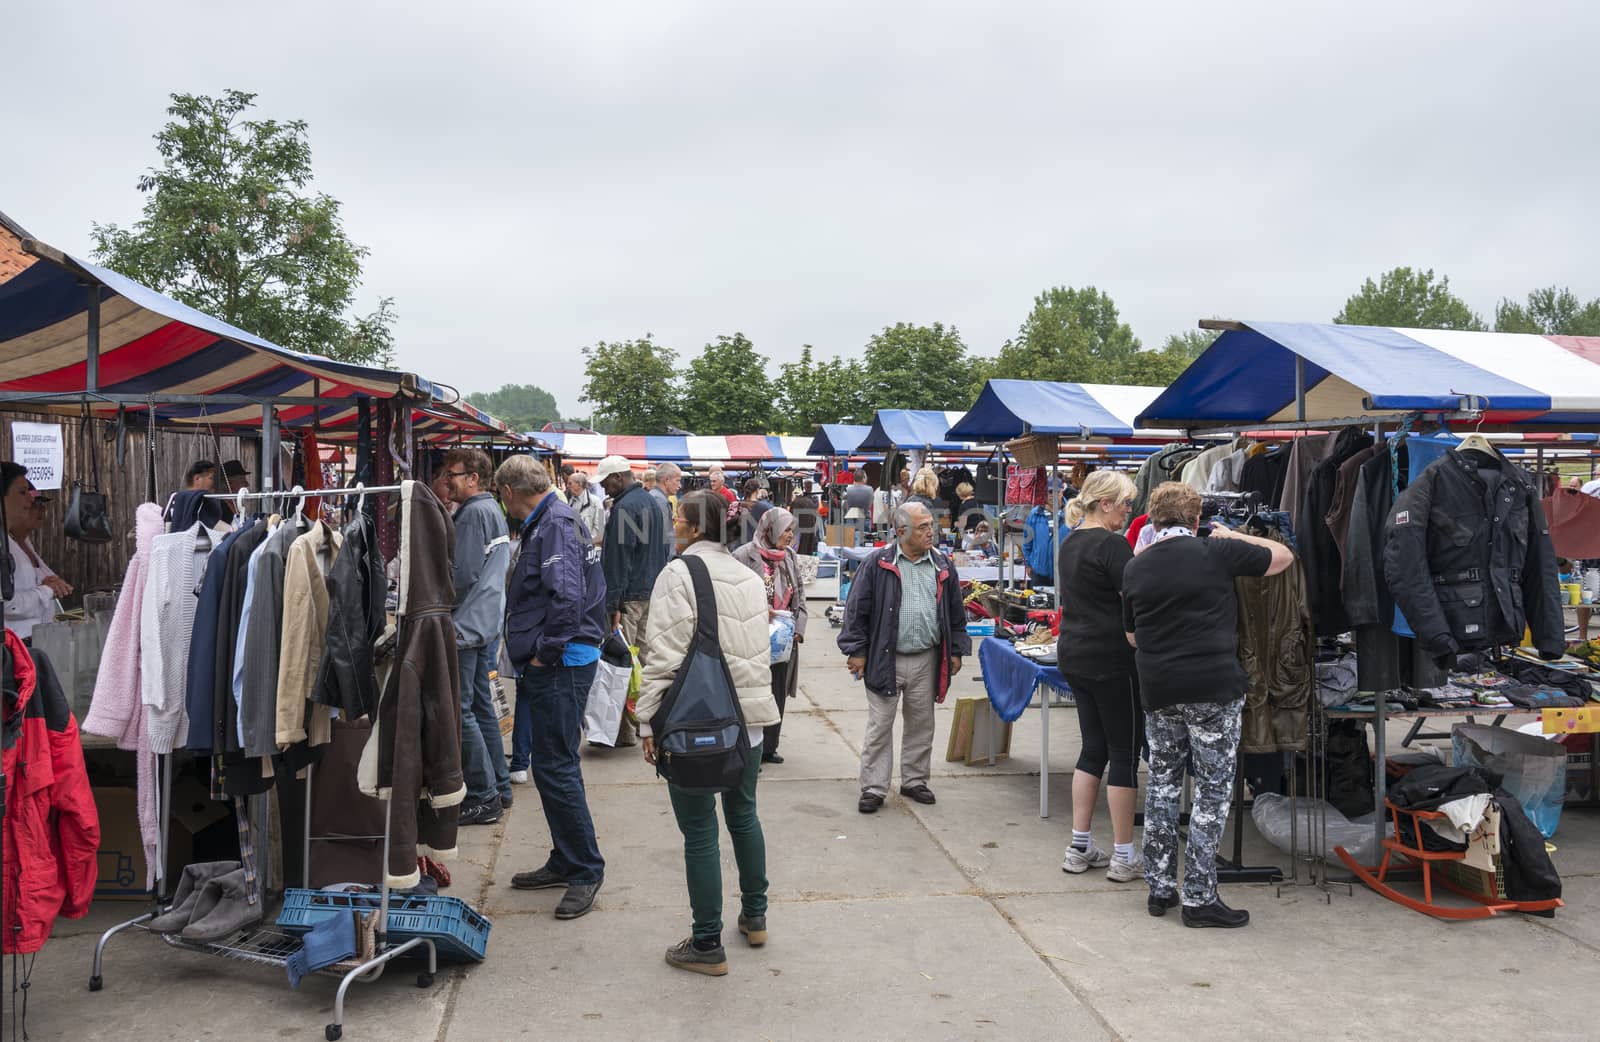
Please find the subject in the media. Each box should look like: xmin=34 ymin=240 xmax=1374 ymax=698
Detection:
xmin=595 ymin=455 xmax=634 ymax=481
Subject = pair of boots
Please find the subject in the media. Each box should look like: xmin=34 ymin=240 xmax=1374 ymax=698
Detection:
xmin=148 ymin=861 xmax=262 ymax=942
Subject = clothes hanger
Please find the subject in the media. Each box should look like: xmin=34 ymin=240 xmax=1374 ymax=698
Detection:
xmin=1458 ymin=413 xmax=1496 ymax=457
xmin=289 ymin=484 xmax=307 ymax=526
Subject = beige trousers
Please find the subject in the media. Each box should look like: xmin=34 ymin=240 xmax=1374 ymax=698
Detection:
xmin=859 ymin=649 xmax=939 ymax=798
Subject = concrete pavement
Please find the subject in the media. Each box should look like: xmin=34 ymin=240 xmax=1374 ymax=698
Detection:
xmin=28 ymin=633 xmax=1600 ymax=1041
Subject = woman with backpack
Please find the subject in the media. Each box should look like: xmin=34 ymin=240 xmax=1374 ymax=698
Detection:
xmin=637 ymin=490 xmax=780 ymax=976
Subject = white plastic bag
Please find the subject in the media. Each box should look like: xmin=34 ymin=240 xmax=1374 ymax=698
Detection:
xmin=583 ymin=658 xmax=633 ymax=746
xmin=769 ymin=611 xmax=795 ymax=664
xmin=1250 ymin=792 xmax=1390 ymax=866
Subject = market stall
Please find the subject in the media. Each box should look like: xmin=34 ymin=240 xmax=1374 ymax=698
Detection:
xmin=1135 ymin=320 xmax=1597 ymax=915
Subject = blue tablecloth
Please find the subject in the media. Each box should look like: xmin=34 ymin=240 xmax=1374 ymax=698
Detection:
xmin=979 ymin=638 xmax=1071 ymax=723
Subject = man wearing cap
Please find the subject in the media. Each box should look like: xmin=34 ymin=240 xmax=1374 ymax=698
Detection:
xmin=597 ymin=455 xmax=669 ymax=746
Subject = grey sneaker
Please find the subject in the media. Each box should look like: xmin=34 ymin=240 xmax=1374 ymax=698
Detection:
xmin=1061 ymin=843 xmax=1111 ymax=874
xmin=1106 ymin=851 xmax=1145 ymax=883
xmin=666 ymin=937 xmax=729 ymax=976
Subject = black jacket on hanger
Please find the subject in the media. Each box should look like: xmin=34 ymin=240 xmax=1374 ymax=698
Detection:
xmin=1382 ymin=448 xmax=1563 ymax=660
xmin=313 ymin=513 xmax=388 ymax=719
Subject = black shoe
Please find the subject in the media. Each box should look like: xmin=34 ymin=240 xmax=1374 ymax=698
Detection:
xmin=858 ymin=792 xmax=884 ymax=814
xmin=737 ymin=913 xmax=767 ymax=947
xmin=899 ymin=784 xmax=936 ymax=805
xmin=1147 ymin=892 xmax=1180 ymax=918
xmin=1181 ymin=899 xmax=1249 ymax=929
xmin=511 ymin=865 xmax=568 ymax=891
xmin=665 ymin=937 xmax=728 ymax=976
xmin=459 ymin=798 xmax=502 ymax=826
xmin=761 ymin=753 xmax=784 ymax=764
xmin=554 ymin=879 xmax=602 ymax=920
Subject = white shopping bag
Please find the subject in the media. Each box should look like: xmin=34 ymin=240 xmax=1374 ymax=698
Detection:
xmin=583 ymin=658 xmax=633 ymax=746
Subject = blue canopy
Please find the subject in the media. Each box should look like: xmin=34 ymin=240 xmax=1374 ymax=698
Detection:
xmin=948 ymin=380 xmax=1172 ymax=441
xmin=1136 ymin=321 xmax=1600 ymax=429
xmin=859 ymin=410 xmax=973 ymax=451
xmin=806 ymin=423 xmax=871 ymax=456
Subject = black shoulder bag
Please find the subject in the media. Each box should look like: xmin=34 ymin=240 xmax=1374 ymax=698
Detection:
xmin=650 ymin=554 xmax=750 ymax=794
xmin=64 ymin=409 xmax=112 ymax=544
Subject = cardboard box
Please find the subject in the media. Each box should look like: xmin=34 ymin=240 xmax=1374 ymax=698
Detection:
xmin=944 ymin=695 xmax=1012 ymax=766
xmin=94 ymin=783 xmax=211 ymax=900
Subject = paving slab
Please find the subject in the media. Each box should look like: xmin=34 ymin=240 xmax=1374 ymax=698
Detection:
xmin=484 ymin=777 xmax=974 ymax=918
xmin=999 ymin=886 xmax=1600 ymax=1042
xmin=443 ymin=895 xmax=1111 ymax=1042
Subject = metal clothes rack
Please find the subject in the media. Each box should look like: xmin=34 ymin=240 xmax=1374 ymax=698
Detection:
xmin=88 ymin=483 xmax=436 ymax=1042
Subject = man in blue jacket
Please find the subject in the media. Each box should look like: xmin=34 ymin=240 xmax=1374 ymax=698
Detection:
xmin=837 ymin=502 xmax=971 ymax=815
xmin=494 ymin=454 xmax=608 ymax=921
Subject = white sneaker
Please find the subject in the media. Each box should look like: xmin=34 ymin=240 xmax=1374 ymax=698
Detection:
xmin=1106 ymin=852 xmax=1145 ymax=883
xmin=509 ymin=770 xmax=530 ymax=785
xmin=1061 ymin=843 xmax=1111 ymax=874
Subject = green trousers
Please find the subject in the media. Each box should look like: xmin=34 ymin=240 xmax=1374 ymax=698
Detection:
xmin=667 ymin=746 xmax=768 ymax=943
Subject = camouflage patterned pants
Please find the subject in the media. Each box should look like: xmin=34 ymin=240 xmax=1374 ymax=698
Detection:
xmin=1142 ymin=697 xmax=1244 ymax=908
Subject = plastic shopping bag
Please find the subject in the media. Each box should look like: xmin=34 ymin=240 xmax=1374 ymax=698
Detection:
xmin=769 ymin=611 xmax=795 ymax=664
xmin=1452 ymin=722 xmax=1567 ymax=838
xmin=1251 ymin=792 xmax=1390 ymax=866
xmin=583 ymin=659 xmax=633 ymax=746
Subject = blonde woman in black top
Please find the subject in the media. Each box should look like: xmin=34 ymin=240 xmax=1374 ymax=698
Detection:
xmin=1055 ymin=470 xmax=1141 ymax=881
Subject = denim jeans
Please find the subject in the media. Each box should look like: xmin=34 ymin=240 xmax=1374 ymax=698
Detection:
xmin=667 ymin=745 xmax=767 ymax=943
xmin=510 ymin=680 xmax=534 ymax=773
xmin=459 ymin=644 xmax=509 ymax=805
xmin=521 ymin=660 xmax=605 ymax=884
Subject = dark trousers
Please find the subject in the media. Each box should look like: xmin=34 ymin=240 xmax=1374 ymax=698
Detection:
xmin=667 ymin=744 xmax=766 ymax=943
xmin=765 ymin=656 xmax=796 ymax=757
xmin=1061 ymin=671 xmax=1142 ymax=788
xmin=521 ymin=660 xmax=605 ymax=884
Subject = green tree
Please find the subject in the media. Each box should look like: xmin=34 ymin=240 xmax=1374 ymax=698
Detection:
xmin=860 ymin=322 xmax=976 ymax=412
xmin=579 ymin=335 xmax=679 ymax=434
xmin=1158 ymin=329 xmax=1218 ymax=362
xmin=90 ymin=90 xmax=395 ymax=365
xmin=466 ymin=383 xmax=561 ymax=432
xmin=775 ymin=346 xmax=872 ymax=433
xmin=679 ymin=333 xmax=776 ymax=434
xmin=1494 ymin=286 xmax=1600 ymax=336
xmin=1335 ymin=267 xmax=1484 ymax=330
xmin=990 ymin=286 xmax=1141 ymax=383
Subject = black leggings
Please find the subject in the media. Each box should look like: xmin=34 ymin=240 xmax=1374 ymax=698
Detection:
xmin=1062 ymin=672 xmax=1143 ymax=789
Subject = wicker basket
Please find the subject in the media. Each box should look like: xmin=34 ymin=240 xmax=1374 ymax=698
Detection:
xmin=1005 ymin=434 xmax=1057 ymax=468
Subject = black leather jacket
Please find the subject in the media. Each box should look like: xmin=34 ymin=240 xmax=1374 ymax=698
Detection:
xmin=313 ymin=514 xmax=387 ymax=718
xmin=1382 ymin=449 xmax=1562 ymax=659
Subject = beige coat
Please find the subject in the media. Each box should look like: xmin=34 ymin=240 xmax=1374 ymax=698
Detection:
xmin=276 ymin=521 xmax=341 ymax=748
xmin=637 ymin=541 xmax=779 ymax=738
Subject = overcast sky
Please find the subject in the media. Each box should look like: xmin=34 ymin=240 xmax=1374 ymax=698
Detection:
xmin=8 ymin=2 xmax=1597 ymax=420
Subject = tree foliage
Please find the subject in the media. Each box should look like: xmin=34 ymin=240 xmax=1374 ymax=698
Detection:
xmin=679 ymin=333 xmax=776 ymax=434
xmin=579 ymin=335 xmax=680 ymax=434
xmin=1494 ymin=286 xmax=1600 ymax=336
xmin=90 ymin=90 xmax=395 ymax=365
xmin=991 ymin=286 xmax=1141 ymax=383
xmin=466 ymin=383 xmax=561 ymax=432
xmin=859 ymin=322 xmax=978 ymax=412
xmin=1334 ymin=267 xmax=1483 ymax=330
xmin=775 ymin=346 xmax=872 ymax=433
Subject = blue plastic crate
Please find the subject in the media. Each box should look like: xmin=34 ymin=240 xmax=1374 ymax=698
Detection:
xmin=277 ymin=888 xmax=491 ymax=962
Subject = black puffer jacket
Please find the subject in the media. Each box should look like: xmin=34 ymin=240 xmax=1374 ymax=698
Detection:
xmin=314 ymin=512 xmax=388 ymax=719
xmin=1382 ymin=449 xmax=1563 ymax=660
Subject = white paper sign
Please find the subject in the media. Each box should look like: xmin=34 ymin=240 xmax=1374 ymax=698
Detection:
xmin=10 ymin=422 xmax=64 ymax=490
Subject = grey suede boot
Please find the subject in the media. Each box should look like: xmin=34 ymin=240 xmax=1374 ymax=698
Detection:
xmin=180 ymin=869 xmax=262 ymax=943
xmin=147 ymin=861 xmax=241 ymax=933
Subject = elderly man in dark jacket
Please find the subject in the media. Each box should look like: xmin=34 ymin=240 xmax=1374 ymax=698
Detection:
xmin=838 ymin=502 xmax=971 ymax=814
xmin=496 ymin=454 xmax=609 ymax=921
xmin=597 ymin=454 xmax=669 ymax=746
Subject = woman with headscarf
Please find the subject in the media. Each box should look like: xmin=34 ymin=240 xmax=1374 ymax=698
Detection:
xmin=733 ymin=507 xmax=807 ymax=765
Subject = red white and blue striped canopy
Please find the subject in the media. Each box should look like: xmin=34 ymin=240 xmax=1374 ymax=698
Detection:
xmin=1139 ymin=322 xmax=1600 ymax=429
xmin=536 ymin=433 xmax=817 ymax=464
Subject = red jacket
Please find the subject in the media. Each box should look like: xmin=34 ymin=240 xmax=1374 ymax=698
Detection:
xmin=4 ymin=629 xmax=100 ymax=954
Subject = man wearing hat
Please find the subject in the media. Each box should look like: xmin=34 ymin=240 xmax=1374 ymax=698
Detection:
xmin=221 ymin=459 xmax=250 ymax=494
xmin=596 ymin=455 xmax=669 ymax=746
